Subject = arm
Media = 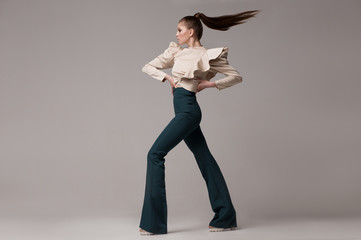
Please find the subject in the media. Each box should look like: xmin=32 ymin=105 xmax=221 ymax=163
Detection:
xmin=209 ymin=50 xmax=243 ymax=91
xmin=141 ymin=41 xmax=180 ymax=82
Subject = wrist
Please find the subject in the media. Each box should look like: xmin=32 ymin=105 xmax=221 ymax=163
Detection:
xmin=209 ymin=82 xmax=216 ymax=88
xmin=165 ymin=75 xmax=174 ymax=86
xmin=165 ymin=74 xmax=172 ymax=82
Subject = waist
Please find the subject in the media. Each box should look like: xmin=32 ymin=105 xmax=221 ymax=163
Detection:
xmin=173 ymin=86 xmax=197 ymax=96
xmin=173 ymin=81 xmax=198 ymax=93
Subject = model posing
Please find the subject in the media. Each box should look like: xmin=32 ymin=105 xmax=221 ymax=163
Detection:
xmin=139 ymin=10 xmax=259 ymax=235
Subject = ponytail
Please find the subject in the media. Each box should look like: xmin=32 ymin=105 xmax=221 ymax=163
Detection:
xmin=180 ymin=10 xmax=260 ymax=40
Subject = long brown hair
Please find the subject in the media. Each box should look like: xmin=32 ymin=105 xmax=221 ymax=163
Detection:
xmin=179 ymin=10 xmax=260 ymax=40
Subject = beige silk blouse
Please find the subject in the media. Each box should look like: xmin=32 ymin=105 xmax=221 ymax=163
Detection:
xmin=142 ymin=41 xmax=243 ymax=92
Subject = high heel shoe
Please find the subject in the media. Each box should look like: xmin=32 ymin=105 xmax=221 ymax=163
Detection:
xmin=209 ymin=226 xmax=237 ymax=232
xmin=139 ymin=228 xmax=154 ymax=235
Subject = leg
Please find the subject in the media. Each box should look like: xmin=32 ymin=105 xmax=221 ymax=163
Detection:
xmin=184 ymin=126 xmax=237 ymax=228
xmin=139 ymin=114 xmax=200 ymax=234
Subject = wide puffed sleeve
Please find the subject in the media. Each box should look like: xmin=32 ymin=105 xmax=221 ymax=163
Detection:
xmin=142 ymin=41 xmax=181 ymax=82
xmin=209 ymin=47 xmax=243 ymax=90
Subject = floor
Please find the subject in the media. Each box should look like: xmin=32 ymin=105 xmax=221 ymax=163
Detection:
xmin=1 ymin=216 xmax=361 ymax=240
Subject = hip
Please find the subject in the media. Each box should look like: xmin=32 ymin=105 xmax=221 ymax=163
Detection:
xmin=172 ymin=87 xmax=201 ymax=119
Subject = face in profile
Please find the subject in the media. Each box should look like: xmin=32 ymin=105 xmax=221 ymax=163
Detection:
xmin=176 ymin=21 xmax=192 ymax=45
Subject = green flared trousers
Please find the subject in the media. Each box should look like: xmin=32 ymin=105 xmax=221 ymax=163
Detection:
xmin=139 ymin=87 xmax=237 ymax=234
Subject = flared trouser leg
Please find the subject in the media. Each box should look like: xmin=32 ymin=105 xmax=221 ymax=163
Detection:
xmin=139 ymin=115 xmax=200 ymax=234
xmin=184 ymin=126 xmax=237 ymax=228
xmin=139 ymin=88 xmax=201 ymax=234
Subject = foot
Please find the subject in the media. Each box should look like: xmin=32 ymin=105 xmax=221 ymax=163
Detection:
xmin=209 ymin=225 xmax=237 ymax=232
xmin=139 ymin=228 xmax=154 ymax=235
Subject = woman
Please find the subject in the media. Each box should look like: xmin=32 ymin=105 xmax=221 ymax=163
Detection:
xmin=139 ymin=10 xmax=259 ymax=235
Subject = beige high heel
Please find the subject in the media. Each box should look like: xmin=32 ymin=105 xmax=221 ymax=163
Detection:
xmin=139 ymin=228 xmax=154 ymax=235
xmin=209 ymin=226 xmax=237 ymax=232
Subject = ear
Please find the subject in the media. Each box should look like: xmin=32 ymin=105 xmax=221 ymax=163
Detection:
xmin=189 ymin=28 xmax=194 ymax=37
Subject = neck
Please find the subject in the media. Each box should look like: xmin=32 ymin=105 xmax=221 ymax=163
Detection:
xmin=187 ymin=39 xmax=202 ymax=48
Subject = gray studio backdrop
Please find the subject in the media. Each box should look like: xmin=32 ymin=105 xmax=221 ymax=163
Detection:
xmin=0 ymin=0 xmax=360 ymax=225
